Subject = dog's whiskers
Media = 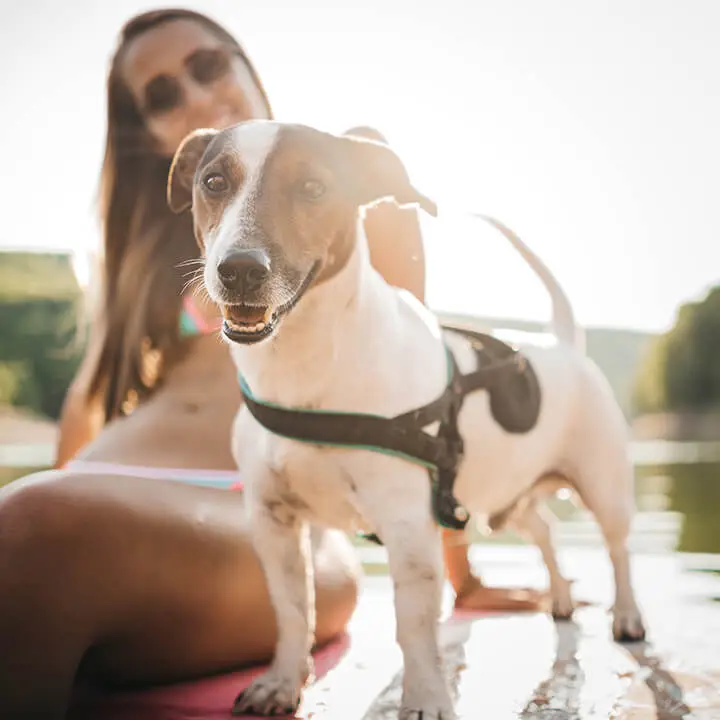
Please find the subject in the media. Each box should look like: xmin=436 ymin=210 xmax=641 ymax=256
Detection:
xmin=176 ymin=258 xmax=205 ymax=270
xmin=180 ymin=275 xmax=198 ymax=295
xmin=180 ymin=269 xmax=203 ymax=282
xmin=191 ymin=282 xmax=211 ymax=302
xmin=180 ymin=271 xmax=206 ymax=297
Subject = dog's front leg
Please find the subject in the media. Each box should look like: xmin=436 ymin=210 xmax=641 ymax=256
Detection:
xmin=233 ymin=496 xmax=314 ymax=717
xmin=380 ymin=516 xmax=456 ymax=720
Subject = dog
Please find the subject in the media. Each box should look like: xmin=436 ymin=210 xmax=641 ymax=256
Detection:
xmin=168 ymin=120 xmax=646 ymax=719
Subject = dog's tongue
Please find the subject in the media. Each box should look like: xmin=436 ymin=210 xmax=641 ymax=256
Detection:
xmin=226 ymin=305 xmax=269 ymax=325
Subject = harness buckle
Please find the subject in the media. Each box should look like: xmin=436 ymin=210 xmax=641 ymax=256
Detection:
xmin=431 ymin=421 xmax=468 ymax=530
xmin=431 ymin=465 xmax=469 ymax=531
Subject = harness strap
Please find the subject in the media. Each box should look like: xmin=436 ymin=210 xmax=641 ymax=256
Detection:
xmin=237 ymin=329 xmax=528 ymax=535
xmin=442 ymin=324 xmax=527 ymax=395
xmin=238 ymin=352 xmax=462 ymax=472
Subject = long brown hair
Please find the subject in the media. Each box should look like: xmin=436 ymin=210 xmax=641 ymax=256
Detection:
xmin=87 ymin=9 xmax=272 ymax=421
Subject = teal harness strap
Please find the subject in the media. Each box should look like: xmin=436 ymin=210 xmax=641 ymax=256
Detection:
xmin=237 ymin=349 xmax=455 ymax=471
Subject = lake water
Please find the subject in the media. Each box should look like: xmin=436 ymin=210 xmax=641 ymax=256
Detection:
xmin=636 ymin=461 xmax=720 ymax=554
xmin=2 ymin=442 xmax=719 ymax=556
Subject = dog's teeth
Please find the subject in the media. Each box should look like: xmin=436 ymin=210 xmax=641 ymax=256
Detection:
xmin=233 ymin=322 xmax=265 ymax=333
xmin=227 ymin=319 xmax=268 ymax=334
xmin=263 ymin=308 xmax=273 ymax=324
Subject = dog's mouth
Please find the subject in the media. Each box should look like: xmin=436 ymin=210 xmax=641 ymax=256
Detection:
xmin=222 ymin=261 xmax=321 ymax=345
xmin=223 ymin=305 xmax=276 ymax=343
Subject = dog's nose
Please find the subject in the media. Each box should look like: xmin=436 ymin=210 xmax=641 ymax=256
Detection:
xmin=217 ymin=249 xmax=271 ymax=293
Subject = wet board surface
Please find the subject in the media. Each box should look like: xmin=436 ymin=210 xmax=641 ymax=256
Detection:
xmin=299 ymin=546 xmax=720 ymax=719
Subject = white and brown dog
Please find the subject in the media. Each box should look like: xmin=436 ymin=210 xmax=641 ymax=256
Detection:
xmin=168 ymin=120 xmax=645 ymax=719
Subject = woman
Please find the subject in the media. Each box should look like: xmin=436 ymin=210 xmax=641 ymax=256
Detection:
xmin=0 ymin=9 xmax=539 ymax=717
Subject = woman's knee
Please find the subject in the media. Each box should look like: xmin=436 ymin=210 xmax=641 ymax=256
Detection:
xmin=0 ymin=471 xmax=116 ymax=632
xmin=0 ymin=470 xmax=82 ymax=566
xmin=0 ymin=474 xmax=98 ymax=712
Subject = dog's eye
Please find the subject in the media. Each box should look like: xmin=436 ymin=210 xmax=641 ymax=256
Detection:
xmin=203 ymin=173 xmax=229 ymax=194
xmin=298 ymin=178 xmax=326 ymax=201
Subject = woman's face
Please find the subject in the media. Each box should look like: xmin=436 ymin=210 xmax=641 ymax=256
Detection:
xmin=121 ymin=19 xmax=270 ymax=158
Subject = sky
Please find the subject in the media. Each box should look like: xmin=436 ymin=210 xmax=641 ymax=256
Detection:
xmin=1 ymin=0 xmax=719 ymax=332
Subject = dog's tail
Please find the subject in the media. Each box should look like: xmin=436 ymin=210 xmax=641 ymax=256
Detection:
xmin=468 ymin=213 xmax=585 ymax=352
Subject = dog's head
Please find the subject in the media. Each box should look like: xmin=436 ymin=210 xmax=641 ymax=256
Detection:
xmin=167 ymin=120 xmax=436 ymax=345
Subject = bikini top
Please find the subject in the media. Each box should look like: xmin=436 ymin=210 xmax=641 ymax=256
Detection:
xmin=179 ymin=296 xmax=221 ymax=337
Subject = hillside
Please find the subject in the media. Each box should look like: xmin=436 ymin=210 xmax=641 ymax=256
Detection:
xmin=438 ymin=312 xmax=655 ymax=417
xmin=0 ymin=250 xmax=81 ymax=301
xmin=0 ymin=252 xmax=654 ymax=419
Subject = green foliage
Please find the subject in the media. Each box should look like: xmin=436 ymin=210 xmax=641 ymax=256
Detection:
xmin=633 ymin=333 xmax=670 ymax=414
xmin=0 ymin=362 xmax=40 ymax=409
xmin=585 ymin=327 xmax=654 ymax=417
xmin=669 ymin=462 xmax=720 ymax=554
xmin=0 ymin=362 xmax=24 ymax=405
xmin=8 ymin=252 xmax=708 ymax=423
xmin=0 ymin=252 xmax=85 ymax=420
xmin=634 ymin=286 xmax=720 ymax=414
xmin=0 ymin=252 xmax=81 ymax=301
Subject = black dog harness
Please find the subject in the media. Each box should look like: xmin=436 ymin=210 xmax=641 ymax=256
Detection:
xmin=238 ymin=325 xmax=541 ymax=536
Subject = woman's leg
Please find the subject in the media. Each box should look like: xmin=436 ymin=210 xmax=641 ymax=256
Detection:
xmin=443 ymin=528 xmax=546 ymax=611
xmin=0 ymin=470 xmax=359 ymax=718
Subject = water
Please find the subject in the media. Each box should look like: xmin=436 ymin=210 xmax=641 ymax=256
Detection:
xmin=455 ymin=445 xmax=720 ymax=557
xmin=637 ymin=461 xmax=720 ymax=555
xmin=2 ymin=444 xmax=720 ymax=556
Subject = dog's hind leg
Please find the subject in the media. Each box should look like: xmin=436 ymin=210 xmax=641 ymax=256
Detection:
xmin=233 ymin=497 xmax=315 ymax=716
xmin=572 ymin=459 xmax=646 ymax=643
xmin=513 ymin=500 xmax=574 ymax=619
xmin=565 ymin=368 xmax=646 ymax=642
xmin=377 ymin=513 xmax=457 ymax=720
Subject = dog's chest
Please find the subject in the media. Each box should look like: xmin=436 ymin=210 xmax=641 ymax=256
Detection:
xmin=234 ymin=413 xmax=372 ymax=531
xmin=285 ymin=451 xmax=363 ymax=525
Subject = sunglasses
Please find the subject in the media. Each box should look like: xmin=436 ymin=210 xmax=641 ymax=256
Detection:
xmin=141 ymin=47 xmax=239 ymax=117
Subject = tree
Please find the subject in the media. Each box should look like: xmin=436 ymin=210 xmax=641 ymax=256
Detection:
xmin=0 ymin=252 xmax=85 ymax=419
xmin=634 ymin=285 xmax=720 ymax=414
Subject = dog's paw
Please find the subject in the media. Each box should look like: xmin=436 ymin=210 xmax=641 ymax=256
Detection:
xmin=399 ymin=690 xmax=456 ymax=720
xmin=399 ymin=704 xmax=457 ymax=720
xmin=552 ymin=605 xmax=574 ymax=620
xmin=232 ymin=670 xmax=304 ymax=716
xmin=612 ymin=606 xmax=646 ymax=643
xmin=549 ymin=578 xmax=574 ymax=620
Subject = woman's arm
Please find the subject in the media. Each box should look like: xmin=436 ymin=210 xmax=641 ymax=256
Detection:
xmin=364 ymin=202 xmax=543 ymax=610
xmin=55 ymin=378 xmax=105 ymax=468
xmin=363 ymin=200 xmax=426 ymax=302
xmin=344 ymin=125 xmax=426 ymax=300
xmin=355 ymin=125 xmax=544 ymax=612
xmin=363 ymin=197 xmax=503 ymax=604
xmin=350 ymin=125 xmax=479 ymax=600
xmin=54 ymin=325 xmax=106 ymax=468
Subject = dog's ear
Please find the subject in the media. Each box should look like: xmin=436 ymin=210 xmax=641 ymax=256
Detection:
xmin=167 ymin=129 xmax=218 ymax=214
xmin=337 ymin=134 xmax=437 ymax=217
